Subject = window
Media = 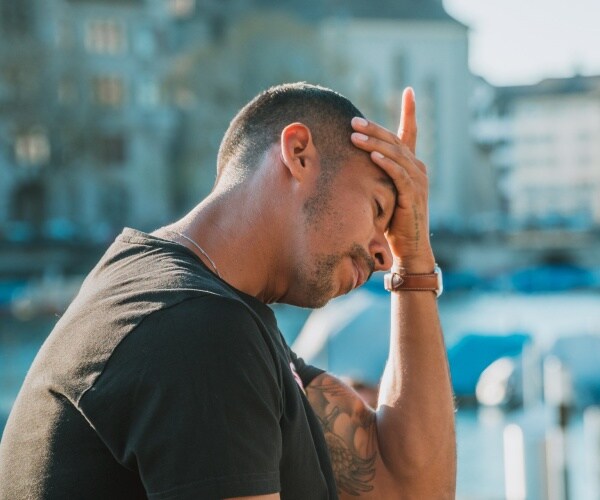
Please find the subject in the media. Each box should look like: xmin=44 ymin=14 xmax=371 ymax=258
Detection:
xmin=577 ymin=131 xmax=592 ymax=142
xmin=391 ymin=52 xmax=407 ymax=91
xmin=92 ymin=76 xmax=125 ymax=106
xmin=56 ymin=19 xmax=74 ymax=49
xmin=58 ymin=78 xmax=78 ymax=104
xmin=11 ymin=181 xmax=45 ymax=226
xmin=209 ymin=14 xmax=225 ymax=42
xmin=96 ymin=134 xmax=127 ymax=165
xmin=419 ymin=77 xmax=439 ymax=184
xmin=1 ymin=66 xmax=21 ymax=100
xmin=14 ymin=130 xmax=50 ymax=166
xmin=578 ymin=155 xmax=592 ymax=166
xmin=0 ymin=0 xmax=33 ymax=35
xmin=137 ymin=80 xmax=161 ymax=107
xmin=167 ymin=0 xmax=195 ymax=18
xmin=102 ymin=183 xmax=129 ymax=226
xmin=134 ymin=28 xmax=156 ymax=58
xmin=85 ymin=19 xmax=126 ymax=54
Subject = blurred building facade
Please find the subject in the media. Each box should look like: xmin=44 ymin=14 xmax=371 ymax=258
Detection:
xmin=0 ymin=0 xmax=212 ymax=243
xmin=318 ymin=5 xmax=483 ymax=231
xmin=475 ymin=75 xmax=600 ymax=234
xmin=1 ymin=0 xmax=481 ymax=248
xmin=164 ymin=0 xmax=483 ymax=231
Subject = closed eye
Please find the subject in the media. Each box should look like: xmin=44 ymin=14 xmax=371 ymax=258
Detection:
xmin=375 ymin=200 xmax=384 ymax=218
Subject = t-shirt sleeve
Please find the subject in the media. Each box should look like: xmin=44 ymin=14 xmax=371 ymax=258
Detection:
xmin=79 ymin=295 xmax=283 ymax=500
xmin=287 ymin=345 xmax=324 ymax=388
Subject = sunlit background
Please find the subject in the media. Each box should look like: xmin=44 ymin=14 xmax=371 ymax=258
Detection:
xmin=1 ymin=1 xmax=600 ymax=498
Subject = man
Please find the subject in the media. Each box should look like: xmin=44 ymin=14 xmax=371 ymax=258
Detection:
xmin=0 ymin=83 xmax=455 ymax=499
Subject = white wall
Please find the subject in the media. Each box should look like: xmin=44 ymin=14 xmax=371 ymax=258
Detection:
xmin=320 ymin=19 xmax=474 ymax=228
xmin=508 ymin=94 xmax=600 ymax=226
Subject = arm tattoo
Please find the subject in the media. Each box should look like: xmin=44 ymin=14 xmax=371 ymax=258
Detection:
xmin=412 ymin=204 xmax=420 ymax=252
xmin=306 ymin=375 xmax=377 ymax=496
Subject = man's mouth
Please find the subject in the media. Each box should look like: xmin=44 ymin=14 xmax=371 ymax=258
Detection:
xmin=352 ymin=259 xmax=367 ymax=289
xmin=347 ymin=244 xmax=375 ymax=292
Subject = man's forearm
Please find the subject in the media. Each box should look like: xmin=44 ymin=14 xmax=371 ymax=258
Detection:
xmin=350 ymin=87 xmax=456 ymax=497
xmin=376 ymin=289 xmax=456 ymax=496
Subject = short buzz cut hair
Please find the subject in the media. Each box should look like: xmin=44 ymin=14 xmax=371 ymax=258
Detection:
xmin=216 ymin=82 xmax=364 ymax=186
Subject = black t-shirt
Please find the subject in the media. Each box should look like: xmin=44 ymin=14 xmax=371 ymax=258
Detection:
xmin=0 ymin=228 xmax=337 ymax=499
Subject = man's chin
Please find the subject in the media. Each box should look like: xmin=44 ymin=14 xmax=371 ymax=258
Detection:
xmin=303 ymin=286 xmax=352 ymax=309
xmin=279 ymin=276 xmax=341 ymax=309
xmin=298 ymin=296 xmax=332 ymax=309
xmin=282 ymin=290 xmax=335 ymax=309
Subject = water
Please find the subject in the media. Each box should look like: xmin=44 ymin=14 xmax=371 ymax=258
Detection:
xmin=439 ymin=290 xmax=600 ymax=350
xmin=2 ymin=291 xmax=600 ymax=498
xmin=455 ymin=407 xmax=590 ymax=500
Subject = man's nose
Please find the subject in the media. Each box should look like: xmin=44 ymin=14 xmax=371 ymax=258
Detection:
xmin=370 ymin=232 xmax=393 ymax=272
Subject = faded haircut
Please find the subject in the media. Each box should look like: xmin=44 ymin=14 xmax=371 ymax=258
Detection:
xmin=215 ymin=82 xmax=364 ymax=187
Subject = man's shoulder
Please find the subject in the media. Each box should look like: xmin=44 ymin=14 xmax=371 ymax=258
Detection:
xmin=76 ymin=227 xmax=244 ymax=320
xmin=129 ymin=293 xmax=278 ymax=364
xmin=98 ymin=227 xmax=229 ymax=292
xmin=33 ymin=230 xmax=267 ymax=404
xmin=93 ymin=294 xmax=283 ymax=401
xmin=149 ymin=293 xmax=262 ymax=331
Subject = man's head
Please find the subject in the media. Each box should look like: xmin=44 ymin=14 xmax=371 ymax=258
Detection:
xmin=214 ymin=83 xmax=395 ymax=308
xmin=216 ymin=82 xmax=364 ymax=189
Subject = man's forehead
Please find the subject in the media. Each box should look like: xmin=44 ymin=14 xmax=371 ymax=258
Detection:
xmin=375 ymin=174 xmax=397 ymax=198
xmin=351 ymin=153 xmax=397 ymax=198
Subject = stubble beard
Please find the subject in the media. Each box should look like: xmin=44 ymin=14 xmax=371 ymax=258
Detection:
xmin=298 ymin=164 xmax=375 ymax=308
xmin=299 ymin=172 xmax=340 ymax=308
xmin=298 ymin=244 xmax=375 ymax=308
xmin=298 ymin=252 xmax=343 ymax=308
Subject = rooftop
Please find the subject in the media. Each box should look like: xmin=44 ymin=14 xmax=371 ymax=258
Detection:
xmin=496 ymin=74 xmax=600 ymax=102
xmin=251 ymin=0 xmax=462 ymax=23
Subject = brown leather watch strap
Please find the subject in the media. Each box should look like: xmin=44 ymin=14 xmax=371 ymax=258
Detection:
xmin=384 ymin=265 xmax=443 ymax=296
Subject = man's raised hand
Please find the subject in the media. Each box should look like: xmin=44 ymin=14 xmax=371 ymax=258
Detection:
xmin=350 ymin=87 xmax=435 ymax=273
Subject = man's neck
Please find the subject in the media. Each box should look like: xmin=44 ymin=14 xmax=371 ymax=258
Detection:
xmin=166 ymin=186 xmax=291 ymax=304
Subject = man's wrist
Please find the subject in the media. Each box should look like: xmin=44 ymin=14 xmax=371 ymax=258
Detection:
xmin=391 ymin=254 xmax=436 ymax=274
xmin=385 ymin=263 xmax=443 ymax=297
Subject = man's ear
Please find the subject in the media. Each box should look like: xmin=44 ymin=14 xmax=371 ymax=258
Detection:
xmin=280 ymin=123 xmax=318 ymax=182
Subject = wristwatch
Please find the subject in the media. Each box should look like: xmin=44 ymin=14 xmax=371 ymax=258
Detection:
xmin=384 ymin=264 xmax=443 ymax=297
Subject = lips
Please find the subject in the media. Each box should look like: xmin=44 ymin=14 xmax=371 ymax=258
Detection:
xmin=352 ymin=259 xmax=366 ymax=289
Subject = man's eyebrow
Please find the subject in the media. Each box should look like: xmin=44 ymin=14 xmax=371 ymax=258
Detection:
xmin=376 ymin=175 xmax=398 ymax=198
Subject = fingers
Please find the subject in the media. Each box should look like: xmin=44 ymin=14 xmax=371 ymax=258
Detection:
xmin=350 ymin=131 xmax=427 ymax=211
xmin=370 ymin=151 xmax=414 ymax=208
xmin=350 ymin=87 xmax=426 ymax=201
xmin=350 ymin=131 xmax=426 ymax=176
xmin=351 ymin=116 xmax=403 ymax=150
xmin=398 ymin=87 xmax=417 ymax=154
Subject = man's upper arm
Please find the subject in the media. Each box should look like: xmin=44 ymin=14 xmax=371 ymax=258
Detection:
xmin=80 ymin=296 xmax=283 ymax=499
xmin=305 ymin=373 xmax=398 ymax=499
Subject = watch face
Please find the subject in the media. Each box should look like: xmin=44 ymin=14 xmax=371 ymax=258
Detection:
xmin=435 ymin=265 xmax=443 ymax=297
xmin=384 ymin=273 xmax=392 ymax=291
xmin=384 ymin=272 xmax=402 ymax=292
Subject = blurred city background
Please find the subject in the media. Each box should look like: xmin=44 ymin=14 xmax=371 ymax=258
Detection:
xmin=1 ymin=0 xmax=600 ymax=498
